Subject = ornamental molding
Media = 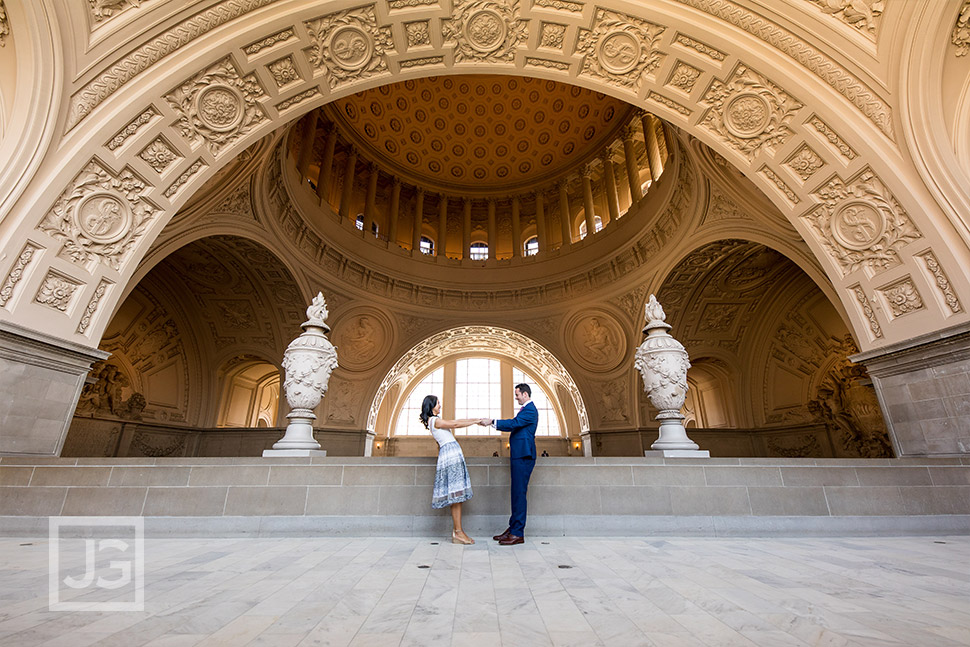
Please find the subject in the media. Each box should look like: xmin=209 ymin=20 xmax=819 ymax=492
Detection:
xmin=807 ymin=115 xmax=857 ymax=160
xmin=35 ymin=272 xmax=81 ymax=312
xmin=667 ymin=62 xmax=701 ymax=94
xmin=165 ymin=58 xmax=268 ymax=158
xmin=534 ymin=0 xmax=584 ymax=12
xmin=673 ymin=0 xmax=894 ymax=139
xmin=648 ymin=91 xmax=692 ymax=116
xmin=784 ymin=144 xmax=825 ymax=182
xmin=700 ymin=64 xmax=803 ymax=160
xmin=539 ymin=22 xmax=567 ymax=50
xmin=399 ymin=55 xmax=445 ymax=68
xmin=919 ymin=251 xmax=962 ymax=314
xmin=306 ymin=5 xmax=394 ymax=87
xmin=88 ymin=0 xmax=147 ymax=25
xmin=576 ymin=9 xmax=665 ymax=91
xmin=139 ymin=137 xmax=180 ymax=174
xmin=803 ymin=0 xmax=883 ymax=41
xmin=276 ymin=88 xmax=320 ymax=112
xmin=243 ymin=27 xmax=294 ymax=55
xmin=525 ymin=57 xmax=570 ymax=71
xmin=107 ymin=108 xmax=158 ymax=151
xmin=878 ymin=277 xmax=923 ymax=319
xmin=267 ymin=56 xmax=300 ymax=87
xmin=388 ymin=0 xmax=438 ymax=8
xmin=0 ymin=243 xmax=40 ymax=308
xmin=760 ymin=166 xmax=799 ymax=204
xmin=67 ymin=0 xmax=279 ymax=130
xmin=803 ymin=167 xmax=922 ymax=276
xmin=163 ymin=160 xmax=206 ymax=198
xmin=954 ymin=1 xmax=970 ymax=56
xmin=443 ymin=0 xmax=528 ymax=64
xmin=76 ymin=279 xmax=112 ymax=335
xmin=851 ymin=284 xmax=883 ymax=338
xmin=405 ymin=20 xmax=431 ymax=48
xmin=39 ymin=161 xmax=157 ymax=270
xmin=673 ymin=33 xmax=724 ymax=60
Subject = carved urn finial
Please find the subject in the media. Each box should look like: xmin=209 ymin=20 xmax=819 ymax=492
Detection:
xmin=635 ymin=294 xmax=706 ymax=455
xmin=268 ymin=292 xmax=339 ymax=453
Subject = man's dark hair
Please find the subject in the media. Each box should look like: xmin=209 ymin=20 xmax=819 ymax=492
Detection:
xmin=514 ymin=383 xmax=531 ymax=397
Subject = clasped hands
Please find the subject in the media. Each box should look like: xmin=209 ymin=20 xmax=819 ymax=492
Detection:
xmin=476 ymin=418 xmax=494 ymax=427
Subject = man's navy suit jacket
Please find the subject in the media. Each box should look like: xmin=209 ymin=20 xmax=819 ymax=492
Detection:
xmin=496 ymin=401 xmax=539 ymax=459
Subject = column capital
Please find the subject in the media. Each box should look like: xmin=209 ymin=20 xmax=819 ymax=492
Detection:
xmin=621 ymin=124 xmax=637 ymax=141
xmin=368 ymin=161 xmax=379 ymax=173
xmin=392 ymin=175 xmax=401 ymax=187
xmin=346 ymin=144 xmax=358 ymax=156
xmin=557 ymin=177 xmax=570 ymax=191
xmin=580 ymin=163 xmax=593 ymax=179
xmin=416 ymin=186 xmax=425 ymax=196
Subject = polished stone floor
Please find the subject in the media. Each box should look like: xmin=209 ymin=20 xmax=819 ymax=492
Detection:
xmin=0 ymin=534 xmax=968 ymax=646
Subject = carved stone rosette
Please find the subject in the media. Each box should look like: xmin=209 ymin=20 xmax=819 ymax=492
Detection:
xmin=305 ymin=6 xmax=394 ymax=87
xmin=273 ymin=292 xmax=340 ymax=450
xmin=700 ymin=65 xmax=802 ymax=159
xmin=576 ymin=9 xmax=665 ymax=90
xmin=39 ymin=162 xmax=156 ymax=270
xmin=634 ymin=295 xmax=701 ymax=451
xmin=165 ymin=58 xmax=267 ymax=157
xmin=804 ymin=167 xmax=922 ymax=276
xmin=443 ymin=0 xmax=528 ymax=63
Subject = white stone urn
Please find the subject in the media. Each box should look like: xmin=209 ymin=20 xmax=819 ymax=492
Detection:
xmin=635 ymin=294 xmax=706 ymax=455
xmin=271 ymin=292 xmax=339 ymax=451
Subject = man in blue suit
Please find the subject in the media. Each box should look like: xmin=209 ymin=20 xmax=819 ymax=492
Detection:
xmin=482 ymin=383 xmax=538 ymax=545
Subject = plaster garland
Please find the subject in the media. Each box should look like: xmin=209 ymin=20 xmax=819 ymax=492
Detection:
xmin=243 ymin=27 xmax=294 ymax=55
xmin=0 ymin=243 xmax=40 ymax=308
xmin=807 ymin=115 xmax=857 ymax=160
xmin=673 ymin=33 xmax=725 ymax=61
xmin=919 ymin=251 xmax=962 ymax=314
xmin=76 ymin=279 xmax=112 ymax=335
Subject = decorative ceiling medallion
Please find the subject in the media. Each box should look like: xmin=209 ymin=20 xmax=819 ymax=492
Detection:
xmin=565 ymin=310 xmax=627 ymax=372
xmin=577 ymin=9 xmax=665 ymax=91
xmin=444 ymin=0 xmax=527 ymax=63
xmin=74 ymin=193 xmax=133 ymax=245
xmin=330 ymin=25 xmax=374 ymax=70
xmin=332 ymin=307 xmax=393 ymax=371
xmin=196 ymin=85 xmax=246 ymax=132
xmin=465 ymin=9 xmax=507 ymax=52
xmin=723 ymin=93 xmax=771 ymax=138
xmin=830 ymin=201 xmax=884 ymax=251
xmin=306 ymin=6 xmax=393 ymax=87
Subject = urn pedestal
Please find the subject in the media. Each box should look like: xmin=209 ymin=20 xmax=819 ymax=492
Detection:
xmin=263 ymin=293 xmax=339 ymax=457
xmin=635 ymin=295 xmax=709 ymax=459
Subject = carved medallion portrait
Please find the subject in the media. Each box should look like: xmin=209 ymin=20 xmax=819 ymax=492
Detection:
xmin=333 ymin=307 xmax=393 ymax=371
xmin=565 ymin=310 xmax=626 ymax=372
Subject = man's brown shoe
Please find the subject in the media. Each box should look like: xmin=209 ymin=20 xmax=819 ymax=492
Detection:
xmin=493 ymin=528 xmax=511 ymax=541
xmin=498 ymin=535 xmax=524 ymax=546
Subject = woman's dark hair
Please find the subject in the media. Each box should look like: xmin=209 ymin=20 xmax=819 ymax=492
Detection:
xmin=419 ymin=395 xmax=438 ymax=429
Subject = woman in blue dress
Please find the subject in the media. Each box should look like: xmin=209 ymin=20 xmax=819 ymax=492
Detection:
xmin=419 ymin=395 xmax=479 ymax=544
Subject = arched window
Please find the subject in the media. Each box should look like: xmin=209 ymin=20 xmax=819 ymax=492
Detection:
xmin=524 ymin=236 xmax=539 ymax=256
xmin=394 ymin=367 xmax=444 ymax=435
xmin=513 ymin=368 xmax=561 ymax=437
xmin=469 ymin=242 xmax=488 ymax=260
xmin=419 ymin=236 xmax=435 ymax=255
xmin=578 ymin=215 xmax=603 ymax=239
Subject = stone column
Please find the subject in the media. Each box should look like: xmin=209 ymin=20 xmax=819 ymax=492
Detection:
xmin=852 ymin=323 xmax=970 ymax=456
xmin=642 ymin=112 xmax=661 ymax=182
xmin=388 ymin=177 xmax=401 ymax=246
xmin=487 ymin=198 xmax=497 ymax=260
xmin=364 ymin=163 xmax=379 ymax=236
xmin=316 ymin=127 xmax=338 ymax=203
xmin=622 ymin=126 xmax=642 ymax=204
xmin=580 ymin=165 xmax=596 ymax=238
xmin=437 ymin=194 xmax=448 ymax=257
xmin=602 ymin=150 xmax=620 ymax=223
xmin=0 ymin=322 xmax=110 ymax=456
xmin=558 ymin=179 xmax=571 ymax=249
xmin=462 ymin=198 xmax=472 ymax=259
xmin=297 ymin=112 xmax=318 ymax=177
xmin=511 ymin=195 xmax=522 ymax=257
xmin=412 ymin=187 xmax=424 ymax=253
xmin=535 ymin=190 xmax=546 ymax=253
xmin=338 ymin=145 xmax=357 ymax=220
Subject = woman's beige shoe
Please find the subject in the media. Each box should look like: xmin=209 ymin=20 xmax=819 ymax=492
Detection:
xmin=452 ymin=531 xmax=475 ymax=545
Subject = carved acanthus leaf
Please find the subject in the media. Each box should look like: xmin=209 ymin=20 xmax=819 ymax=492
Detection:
xmin=442 ymin=0 xmax=528 ymax=64
xmin=305 ymin=6 xmax=394 ymax=87
xmin=576 ymin=9 xmax=665 ymax=91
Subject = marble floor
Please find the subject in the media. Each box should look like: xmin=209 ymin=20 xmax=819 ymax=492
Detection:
xmin=0 ymin=534 xmax=968 ymax=646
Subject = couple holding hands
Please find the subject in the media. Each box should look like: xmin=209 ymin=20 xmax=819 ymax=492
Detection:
xmin=418 ymin=383 xmax=538 ymax=546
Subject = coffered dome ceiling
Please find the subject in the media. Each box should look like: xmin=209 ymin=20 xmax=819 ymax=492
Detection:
xmin=328 ymin=75 xmax=636 ymax=192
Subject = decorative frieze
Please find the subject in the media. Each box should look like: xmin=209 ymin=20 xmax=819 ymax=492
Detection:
xmin=851 ymin=284 xmax=883 ymax=339
xmin=163 ymin=160 xmax=206 ymax=198
xmin=878 ymin=277 xmax=924 ymax=319
xmin=759 ymin=165 xmax=799 ymax=204
xmin=267 ymin=56 xmax=300 ymax=87
xmin=667 ymin=61 xmax=701 ymax=94
xmin=539 ymin=22 xmax=567 ymax=50
xmin=165 ymin=58 xmax=267 ymax=157
xmin=399 ymin=56 xmax=445 ymax=68
xmin=35 ymin=272 xmax=81 ymax=312
xmin=0 ymin=243 xmax=40 ymax=308
xmin=648 ymin=91 xmax=692 ymax=116
xmin=40 ymin=162 xmax=156 ymax=270
xmin=138 ymin=137 xmax=180 ymax=173
xmin=785 ymin=144 xmax=824 ymax=182
xmin=243 ymin=27 xmax=294 ymax=55
xmin=443 ymin=0 xmax=528 ymax=64
xmin=534 ymin=0 xmax=583 ymax=12
xmin=405 ymin=20 xmax=431 ymax=48
xmin=106 ymin=108 xmax=157 ymax=151
xmin=67 ymin=0 xmax=277 ymax=130
xmin=954 ymin=1 xmax=970 ymax=56
xmin=674 ymin=33 xmax=725 ymax=61
xmin=701 ymin=64 xmax=802 ymax=159
xmin=577 ymin=9 xmax=665 ymax=91
xmin=804 ymin=0 xmax=882 ymax=40
xmin=388 ymin=0 xmax=437 ymax=8
xmin=276 ymin=88 xmax=319 ymax=112
xmin=525 ymin=57 xmax=569 ymax=71
xmin=804 ymin=167 xmax=922 ymax=276
xmin=919 ymin=251 xmax=962 ymax=314
xmin=76 ymin=279 xmax=112 ymax=335
xmin=306 ymin=6 xmax=394 ymax=87
xmin=807 ymin=115 xmax=857 ymax=160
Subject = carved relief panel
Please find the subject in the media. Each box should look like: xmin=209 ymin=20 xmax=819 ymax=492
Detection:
xmin=564 ymin=309 xmax=627 ymax=372
xmin=305 ymin=6 xmax=394 ymax=87
xmin=443 ymin=0 xmax=528 ymax=63
xmin=332 ymin=306 xmax=394 ymax=371
xmin=576 ymin=9 xmax=665 ymax=91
